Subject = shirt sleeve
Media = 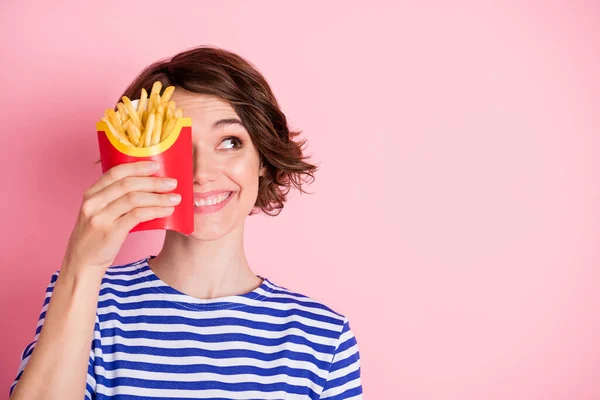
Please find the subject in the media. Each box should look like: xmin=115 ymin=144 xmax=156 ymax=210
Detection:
xmin=320 ymin=317 xmax=363 ymax=399
xmin=10 ymin=271 xmax=98 ymax=400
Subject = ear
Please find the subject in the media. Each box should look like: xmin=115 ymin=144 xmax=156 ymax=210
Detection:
xmin=259 ymin=161 xmax=266 ymax=177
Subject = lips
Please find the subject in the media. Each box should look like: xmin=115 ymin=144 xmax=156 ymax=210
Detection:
xmin=193 ymin=191 xmax=234 ymax=215
xmin=193 ymin=192 xmax=232 ymax=207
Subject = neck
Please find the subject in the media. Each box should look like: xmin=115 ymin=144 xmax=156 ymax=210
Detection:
xmin=148 ymin=223 xmax=262 ymax=300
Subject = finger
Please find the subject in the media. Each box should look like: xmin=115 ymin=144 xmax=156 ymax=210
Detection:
xmin=86 ymin=161 xmax=160 ymax=198
xmin=101 ymin=191 xmax=181 ymax=224
xmin=115 ymin=206 xmax=175 ymax=233
xmin=86 ymin=175 xmax=178 ymax=215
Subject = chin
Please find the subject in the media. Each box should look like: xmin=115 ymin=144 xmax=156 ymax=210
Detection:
xmin=187 ymin=216 xmax=235 ymax=241
xmin=188 ymin=210 xmax=251 ymax=242
xmin=187 ymin=190 xmax=258 ymax=240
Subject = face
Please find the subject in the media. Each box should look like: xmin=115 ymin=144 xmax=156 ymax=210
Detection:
xmin=171 ymin=89 xmax=264 ymax=240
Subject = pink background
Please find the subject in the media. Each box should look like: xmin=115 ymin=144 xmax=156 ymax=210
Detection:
xmin=1 ymin=1 xmax=599 ymax=399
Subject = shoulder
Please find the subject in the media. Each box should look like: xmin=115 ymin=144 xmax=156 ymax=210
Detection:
xmin=260 ymin=277 xmax=353 ymax=339
xmin=100 ymin=256 xmax=151 ymax=284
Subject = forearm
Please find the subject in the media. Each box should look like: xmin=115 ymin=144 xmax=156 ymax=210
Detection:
xmin=11 ymin=266 xmax=104 ymax=400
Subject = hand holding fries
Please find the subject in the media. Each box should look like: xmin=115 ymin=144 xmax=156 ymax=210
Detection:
xmin=63 ymin=161 xmax=180 ymax=272
xmin=96 ymin=82 xmax=194 ymax=235
xmin=101 ymin=81 xmax=184 ymax=148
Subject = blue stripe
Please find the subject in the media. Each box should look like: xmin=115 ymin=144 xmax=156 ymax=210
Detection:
xmin=99 ymin=286 xmax=343 ymax=322
xmin=23 ymin=341 xmax=36 ymax=358
xmin=85 ymin=382 xmax=95 ymax=400
xmin=97 ymin=298 xmax=342 ymax=325
xmin=102 ymin=343 xmax=331 ymax=370
xmin=34 ymin=323 xmax=43 ymax=337
xmin=322 ymin=369 xmax=361 ymax=393
xmin=105 ymin=268 xmax=143 ymax=276
xmin=326 ymin=384 xmax=363 ymax=399
xmin=103 ymin=326 xmax=336 ymax=354
xmin=102 ymin=275 xmax=159 ymax=287
xmin=109 ymin=397 xmax=267 ymax=400
xmin=256 ymin=295 xmax=345 ymax=318
xmin=336 ymin=336 xmax=357 ymax=354
xmin=330 ymin=349 xmax=360 ymax=373
xmin=10 ymin=371 xmax=23 ymax=396
xmin=95 ymin=375 xmax=319 ymax=398
xmin=100 ymin=358 xmax=326 ymax=386
xmin=98 ymin=313 xmax=340 ymax=339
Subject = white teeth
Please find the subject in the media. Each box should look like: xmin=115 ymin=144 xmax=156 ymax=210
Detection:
xmin=194 ymin=192 xmax=231 ymax=207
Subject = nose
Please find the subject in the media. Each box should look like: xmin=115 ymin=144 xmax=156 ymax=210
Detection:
xmin=192 ymin=145 xmax=218 ymax=185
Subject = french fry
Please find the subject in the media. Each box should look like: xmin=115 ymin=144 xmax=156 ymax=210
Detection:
xmin=105 ymin=109 xmax=125 ymax=136
xmin=143 ymin=113 xmax=155 ymax=147
xmin=131 ymin=123 xmax=142 ymax=146
xmin=102 ymin=81 xmax=184 ymax=149
xmin=123 ymin=120 xmax=140 ymax=146
xmin=150 ymin=93 xmax=160 ymax=115
xmin=121 ymin=96 xmax=142 ymax=131
xmin=137 ymin=88 xmax=148 ymax=119
xmin=137 ymin=125 xmax=148 ymax=148
xmin=102 ymin=117 xmax=133 ymax=147
xmin=157 ymin=104 xmax=164 ymax=120
xmin=120 ymin=113 xmax=130 ymax=127
xmin=161 ymin=118 xmax=176 ymax=141
xmin=116 ymin=103 xmax=128 ymax=123
xmin=152 ymin=111 xmax=163 ymax=146
xmin=118 ymin=137 xmax=134 ymax=147
xmin=161 ymin=86 xmax=175 ymax=104
xmin=149 ymin=81 xmax=162 ymax=101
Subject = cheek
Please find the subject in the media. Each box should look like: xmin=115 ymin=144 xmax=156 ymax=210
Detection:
xmin=226 ymin=152 xmax=260 ymax=192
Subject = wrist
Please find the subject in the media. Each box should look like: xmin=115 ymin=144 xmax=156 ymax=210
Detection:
xmin=59 ymin=262 xmax=106 ymax=288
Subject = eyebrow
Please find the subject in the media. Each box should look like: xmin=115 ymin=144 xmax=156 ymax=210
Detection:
xmin=212 ymin=118 xmax=245 ymax=130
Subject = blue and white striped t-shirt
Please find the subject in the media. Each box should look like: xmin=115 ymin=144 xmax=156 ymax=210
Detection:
xmin=11 ymin=255 xmax=362 ymax=399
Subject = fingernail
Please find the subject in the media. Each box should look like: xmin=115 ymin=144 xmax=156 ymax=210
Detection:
xmin=169 ymin=194 xmax=181 ymax=204
xmin=164 ymin=179 xmax=178 ymax=189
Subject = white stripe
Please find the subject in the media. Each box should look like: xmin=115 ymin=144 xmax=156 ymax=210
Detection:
xmin=97 ymin=291 xmax=259 ymax=308
xmin=96 ymin=383 xmax=295 ymax=399
xmin=107 ymin=263 xmax=147 ymax=273
xmin=96 ymin=365 xmax=320 ymax=388
xmin=344 ymin=394 xmax=364 ymax=400
xmin=100 ymin=336 xmax=333 ymax=363
xmin=87 ymin=358 xmax=97 ymax=387
xmin=100 ymin=279 xmax=168 ymax=293
xmin=331 ymin=343 xmax=360 ymax=365
xmin=326 ymin=359 xmax=361 ymax=382
xmin=36 ymin=312 xmax=48 ymax=330
xmin=99 ymin=318 xmax=337 ymax=347
xmin=98 ymin=291 xmax=343 ymax=324
xmin=100 ymin=351 xmax=329 ymax=379
xmin=97 ymin=304 xmax=341 ymax=332
xmin=320 ymin=378 xmax=362 ymax=398
xmin=257 ymin=284 xmax=324 ymax=305
xmin=103 ymin=268 xmax=154 ymax=281
xmin=339 ymin=327 xmax=355 ymax=344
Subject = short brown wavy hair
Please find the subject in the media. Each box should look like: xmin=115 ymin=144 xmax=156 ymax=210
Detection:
xmin=96 ymin=45 xmax=317 ymax=216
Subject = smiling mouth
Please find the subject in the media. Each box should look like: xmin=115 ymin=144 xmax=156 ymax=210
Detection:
xmin=193 ymin=192 xmax=232 ymax=207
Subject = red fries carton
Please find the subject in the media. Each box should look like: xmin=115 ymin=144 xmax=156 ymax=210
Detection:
xmin=96 ymin=116 xmax=194 ymax=235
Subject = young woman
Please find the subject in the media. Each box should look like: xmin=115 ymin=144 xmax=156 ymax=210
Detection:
xmin=10 ymin=46 xmax=362 ymax=400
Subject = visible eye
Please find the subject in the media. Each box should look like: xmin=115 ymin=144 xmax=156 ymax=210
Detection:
xmin=218 ymin=136 xmax=243 ymax=150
